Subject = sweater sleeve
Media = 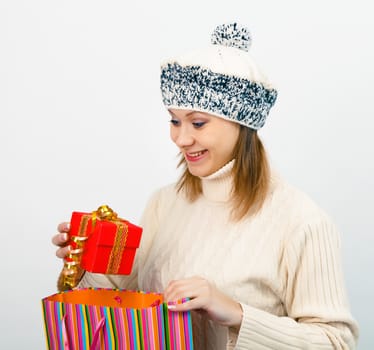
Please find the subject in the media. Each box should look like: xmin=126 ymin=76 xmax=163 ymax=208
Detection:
xmin=234 ymin=218 xmax=359 ymax=349
xmin=78 ymin=189 xmax=162 ymax=290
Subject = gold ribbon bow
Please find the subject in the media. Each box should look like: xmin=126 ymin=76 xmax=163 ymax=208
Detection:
xmin=92 ymin=205 xmax=119 ymax=223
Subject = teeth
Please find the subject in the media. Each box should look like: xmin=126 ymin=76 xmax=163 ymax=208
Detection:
xmin=189 ymin=151 xmax=204 ymax=157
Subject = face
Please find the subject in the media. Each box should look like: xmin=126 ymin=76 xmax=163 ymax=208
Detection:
xmin=169 ymin=109 xmax=240 ymax=177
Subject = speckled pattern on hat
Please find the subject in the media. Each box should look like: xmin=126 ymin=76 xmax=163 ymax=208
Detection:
xmin=160 ymin=23 xmax=277 ymax=130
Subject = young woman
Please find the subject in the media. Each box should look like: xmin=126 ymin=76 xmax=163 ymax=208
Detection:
xmin=53 ymin=23 xmax=358 ymax=349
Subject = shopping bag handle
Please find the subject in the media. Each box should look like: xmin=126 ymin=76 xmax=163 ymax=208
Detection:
xmin=62 ymin=315 xmax=106 ymax=350
xmin=90 ymin=318 xmax=106 ymax=350
xmin=61 ymin=315 xmax=70 ymax=350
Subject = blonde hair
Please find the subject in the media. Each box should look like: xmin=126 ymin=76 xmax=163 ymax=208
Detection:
xmin=176 ymin=125 xmax=270 ymax=221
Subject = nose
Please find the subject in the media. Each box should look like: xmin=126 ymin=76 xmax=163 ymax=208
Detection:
xmin=171 ymin=125 xmax=194 ymax=148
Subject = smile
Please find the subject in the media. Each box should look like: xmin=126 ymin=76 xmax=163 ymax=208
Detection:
xmin=189 ymin=151 xmax=205 ymax=157
xmin=185 ymin=150 xmax=207 ymax=162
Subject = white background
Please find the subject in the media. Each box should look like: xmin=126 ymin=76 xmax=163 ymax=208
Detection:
xmin=1 ymin=0 xmax=373 ymax=348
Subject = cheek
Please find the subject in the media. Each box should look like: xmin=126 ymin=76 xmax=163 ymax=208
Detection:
xmin=170 ymin=128 xmax=177 ymax=143
xmin=220 ymin=127 xmax=240 ymax=157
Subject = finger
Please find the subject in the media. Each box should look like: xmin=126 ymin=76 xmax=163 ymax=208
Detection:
xmin=52 ymin=232 xmax=69 ymax=247
xmin=167 ymin=298 xmax=202 ymax=312
xmin=164 ymin=277 xmax=203 ymax=294
xmin=56 ymin=245 xmax=70 ymax=259
xmin=57 ymin=222 xmax=70 ymax=233
xmin=164 ymin=288 xmax=198 ymax=304
xmin=164 ymin=277 xmax=208 ymax=302
xmin=164 ymin=280 xmax=190 ymax=301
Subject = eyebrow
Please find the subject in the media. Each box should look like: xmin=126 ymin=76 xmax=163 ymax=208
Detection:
xmin=168 ymin=110 xmax=205 ymax=118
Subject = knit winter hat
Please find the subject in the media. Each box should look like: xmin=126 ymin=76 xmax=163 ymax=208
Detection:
xmin=160 ymin=23 xmax=277 ymax=130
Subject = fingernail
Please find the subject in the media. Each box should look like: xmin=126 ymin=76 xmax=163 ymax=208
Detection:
xmin=66 ymin=223 xmax=71 ymax=231
xmin=167 ymin=304 xmax=176 ymax=310
xmin=62 ymin=233 xmax=68 ymax=241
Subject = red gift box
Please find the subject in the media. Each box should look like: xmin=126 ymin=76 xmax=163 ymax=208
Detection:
xmin=67 ymin=205 xmax=142 ymax=275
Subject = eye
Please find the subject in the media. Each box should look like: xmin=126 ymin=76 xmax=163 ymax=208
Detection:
xmin=169 ymin=119 xmax=180 ymax=126
xmin=192 ymin=121 xmax=206 ymax=128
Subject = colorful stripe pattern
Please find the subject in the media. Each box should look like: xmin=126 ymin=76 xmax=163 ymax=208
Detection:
xmin=42 ymin=288 xmax=194 ymax=350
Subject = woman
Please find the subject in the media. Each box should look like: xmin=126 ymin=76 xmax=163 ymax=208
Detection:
xmin=53 ymin=23 xmax=359 ymax=349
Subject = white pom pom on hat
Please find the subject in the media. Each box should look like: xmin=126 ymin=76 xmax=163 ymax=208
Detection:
xmin=160 ymin=22 xmax=277 ymax=130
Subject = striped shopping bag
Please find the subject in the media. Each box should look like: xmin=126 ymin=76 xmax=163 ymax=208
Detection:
xmin=41 ymin=288 xmax=193 ymax=350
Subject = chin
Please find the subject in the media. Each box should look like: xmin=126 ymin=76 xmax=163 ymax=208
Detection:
xmin=187 ymin=166 xmax=213 ymax=178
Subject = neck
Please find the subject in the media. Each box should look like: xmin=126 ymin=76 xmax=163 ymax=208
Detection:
xmin=199 ymin=160 xmax=234 ymax=202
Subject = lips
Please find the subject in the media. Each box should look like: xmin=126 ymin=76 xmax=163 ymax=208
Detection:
xmin=185 ymin=150 xmax=207 ymax=162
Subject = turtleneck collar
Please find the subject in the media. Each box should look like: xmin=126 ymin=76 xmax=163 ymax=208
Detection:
xmin=199 ymin=159 xmax=234 ymax=202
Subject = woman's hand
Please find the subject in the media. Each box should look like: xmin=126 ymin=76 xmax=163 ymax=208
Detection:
xmin=52 ymin=222 xmax=71 ymax=259
xmin=163 ymin=276 xmax=243 ymax=329
xmin=53 ymin=222 xmax=85 ymax=291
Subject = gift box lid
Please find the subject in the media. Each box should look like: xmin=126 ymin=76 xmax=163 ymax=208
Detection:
xmin=87 ymin=219 xmax=142 ymax=248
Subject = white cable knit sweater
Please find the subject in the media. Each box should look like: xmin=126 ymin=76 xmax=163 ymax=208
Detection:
xmin=79 ymin=161 xmax=359 ymax=349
